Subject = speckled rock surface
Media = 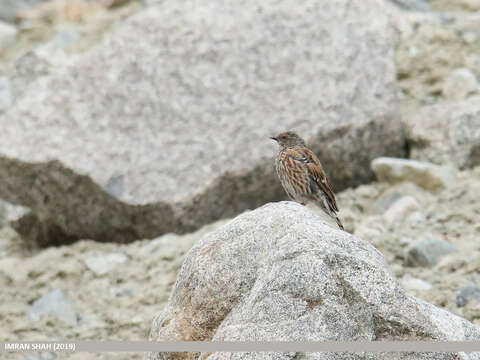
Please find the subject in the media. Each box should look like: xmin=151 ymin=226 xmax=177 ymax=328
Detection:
xmin=0 ymin=0 xmax=404 ymax=246
xmin=148 ymin=202 xmax=480 ymax=360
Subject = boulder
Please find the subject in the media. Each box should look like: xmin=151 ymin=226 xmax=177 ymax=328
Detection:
xmin=371 ymin=157 xmax=455 ymax=191
xmin=148 ymin=202 xmax=480 ymax=360
xmin=0 ymin=0 xmax=404 ymax=246
xmin=404 ymin=99 xmax=480 ymax=169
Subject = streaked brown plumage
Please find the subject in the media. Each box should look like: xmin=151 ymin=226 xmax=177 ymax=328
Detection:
xmin=271 ymin=131 xmax=344 ymax=231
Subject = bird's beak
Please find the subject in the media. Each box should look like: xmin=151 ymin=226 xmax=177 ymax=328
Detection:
xmin=270 ymin=137 xmax=278 ymax=142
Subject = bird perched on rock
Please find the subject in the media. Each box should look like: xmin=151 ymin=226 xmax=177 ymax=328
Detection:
xmin=271 ymin=131 xmax=344 ymax=231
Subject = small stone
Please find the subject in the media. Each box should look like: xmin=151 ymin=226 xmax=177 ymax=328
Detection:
xmin=84 ymin=253 xmax=128 ymax=276
xmin=109 ymin=286 xmax=132 ymax=297
xmin=462 ymin=31 xmax=478 ymax=44
xmin=139 ymin=234 xmax=179 ymax=258
xmin=399 ymin=237 xmax=412 ymax=247
xmin=406 ymin=211 xmax=427 ymax=223
xmin=443 ymin=68 xmax=478 ymax=100
xmin=25 ymin=353 xmax=56 ymax=360
xmin=48 ymin=25 xmax=80 ymax=50
xmin=0 ymin=21 xmax=17 ymax=52
xmin=406 ymin=236 xmax=457 ymax=267
xmin=29 ymin=289 xmax=78 ymax=326
xmin=104 ymin=175 xmax=124 ymax=199
xmin=0 ymin=257 xmax=29 ymax=282
xmin=388 ymin=0 xmax=431 ymax=11
xmin=383 ymin=195 xmax=421 ymax=225
xmin=371 ymin=157 xmax=455 ymax=191
xmin=102 ymin=0 xmax=130 ymax=7
xmin=457 ymin=284 xmax=480 ymax=308
xmin=0 ymin=0 xmax=49 ymax=23
xmin=401 ymin=274 xmax=433 ymax=292
xmin=375 ymin=192 xmax=403 ymax=214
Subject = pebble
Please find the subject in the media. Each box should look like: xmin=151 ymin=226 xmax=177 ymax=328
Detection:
xmin=406 ymin=236 xmax=457 ymax=267
xmin=456 ymin=284 xmax=480 ymax=308
xmin=371 ymin=157 xmax=455 ymax=191
xmin=388 ymin=0 xmax=431 ymax=11
xmin=84 ymin=253 xmax=128 ymax=276
xmin=383 ymin=196 xmax=421 ymax=226
xmin=401 ymin=274 xmax=433 ymax=292
xmin=443 ymin=68 xmax=478 ymax=100
xmin=29 ymin=289 xmax=78 ymax=326
xmin=109 ymin=286 xmax=133 ymax=297
xmin=139 ymin=233 xmax=179 ymax=258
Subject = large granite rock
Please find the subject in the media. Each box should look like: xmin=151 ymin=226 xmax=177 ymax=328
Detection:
xmin=0 ymin=0 xmax=404 ymax=245
xmin=405 ymin=99 xmax=480 ymax=169
xmin=148 ymin=202 xmax=480 ymax=360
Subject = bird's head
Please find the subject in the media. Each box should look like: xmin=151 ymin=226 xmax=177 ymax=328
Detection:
xmin=270 ymin=131 xmax=305 ymax=148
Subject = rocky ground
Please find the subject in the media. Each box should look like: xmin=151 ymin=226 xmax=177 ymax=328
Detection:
xmin=0 ymin=0 xmax=480 ymax=359
xmin=2 ymin=163 xmax=479 ymax=359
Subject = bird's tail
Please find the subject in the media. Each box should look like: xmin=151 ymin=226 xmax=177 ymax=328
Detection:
xmin=332 ymin=213 xmax=345 ymax=231
xmin=313 ymin=194 xmax=345 ymax=231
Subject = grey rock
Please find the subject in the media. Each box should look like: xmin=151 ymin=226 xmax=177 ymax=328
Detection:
xmin=371 ymin=157 xmax=455 ymax=191
xmin=48 ymin=25 xmax=80 ymax=50
xmin=406 ymin=236 xmax=457 ymax=267
xmin=375 ymin=192 xmax=403 ymax=214
xmin=29 ymin=289 xmax=78 ymax=326
xmin=443 ymin=68 xmax=478 ymax=101
xmin=84 ymin=252 xmax=128 ymax=276
xmin=0 ymin=21 xmax=17 ymax=51
xmin=0 ymin=0 xmax=405 ymax=246
xmin=374 ymin=182 xmax=431 ymax=215
xmin=148 ymin=202 xmax=480 ymax=360
xmin=139 ymin=234 xmax=180 ymax=258
xmin=25 ymin=353 xmax=56 ymax=360
xmin=406 ymin=211 xmax=427 ymax=223
xmin=383 ymin=195 xmax=421 ymax=226
xmin=401 ymin=274 xmax=433 ymax=292
xmin=388 ymin=0 xmax=431 ymax=11
xmin=0 ymin=0 xmax=48 ymax=23
xmin=457 ymin=284 xmax=480 ymax=308
xmin=0 ymin=77 xmax=13 ymax=114
xmin=405 ymin=99 xmax=480 ymax=169
xmin=109 ymin=286 xmax=133 ymax=297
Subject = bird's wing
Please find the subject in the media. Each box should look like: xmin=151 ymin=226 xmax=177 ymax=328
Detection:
xmin=285 ymin=148 xmax=339 ymax=212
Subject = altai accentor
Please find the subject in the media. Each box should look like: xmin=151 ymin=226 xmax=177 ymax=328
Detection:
xmin=271 ymin=131 xmax=344 ymax=231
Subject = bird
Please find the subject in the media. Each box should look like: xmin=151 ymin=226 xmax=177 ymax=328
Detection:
xmin=270 ymin=131 xmax=344 ymax=231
